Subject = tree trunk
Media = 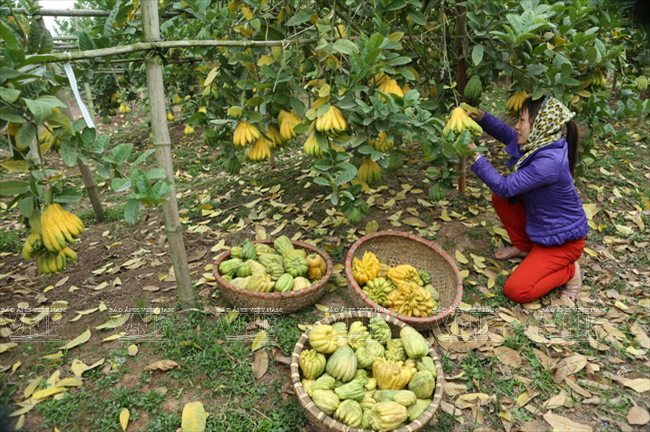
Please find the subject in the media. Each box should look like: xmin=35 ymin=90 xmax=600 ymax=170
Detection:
xmin=142 ymin=0 xmax=194 ymax=308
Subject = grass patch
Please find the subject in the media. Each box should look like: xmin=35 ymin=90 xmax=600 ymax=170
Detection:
xmin=0 ymin=229 xmax=21 ymax=253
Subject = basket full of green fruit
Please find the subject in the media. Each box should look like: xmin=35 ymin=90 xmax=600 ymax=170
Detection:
xmin=214 ymin=236 xmax=333 ymax=314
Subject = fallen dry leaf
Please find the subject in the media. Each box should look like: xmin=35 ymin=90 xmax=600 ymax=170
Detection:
xmin=627 ymin=406 xmax=650 ymax=425
xmin=251 ymin=330 xmax=268 ymax=352
xmin=629 ymin=322 xmax=650 ymax=349
xmin=621 ymin=377 xmax=650 ymax=393
xmin=58 ymin=328 xmax=91 ymax=350
xmin=543 ymin=393 xmax=568 ymax=410
xmin=493 ymin=346 xmax=522 ymax=368
xmin=120 ymin=408 xmax=129 ymax=431
xmin=181 ymin=401 xmax=207 ymax=432
xmin=443 ymin=382 xmax=469 ymax=396
xmin=253 ymin=350 xmax=269 ymax=379
xmin=553 ymin=354 xmax=587 ymax=384
xmin=144 ymin=360 xmax=180 ymax=372
xmin=543 ymin=412 xmax=593 ymax=432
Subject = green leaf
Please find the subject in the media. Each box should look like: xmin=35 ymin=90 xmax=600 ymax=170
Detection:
xmin=93 ymin=135 xmax=110 ymax=154
xmin=104 ymin=6 xmax=120 ymax=38
xmin=472 ymin=45 xmax=484 ymax=66
xmin=146 ymin=168 xmax=166 ymax=180
xmin=24 ymin=99 xmax=53 ymax=125
xmin=37 ymin=96 xmax=67 ymax=108
xmin=0 ymin=106 xmax=27 ymax=123
xmin=527 ymin=64 xmax=548 ymax=76
xmin=107 ymin=143 xmax=133 ymax=165
xmin=46 ymin=109 xmax=73 ymax=134
xmin=59 ymin=141 xmax=78 ymax=166
xmin=385 ymin=0 xmax=407 ymax=11
xmin=285 ymin=10 xmax=313 ymax=26
xmin=388 ymin=56 xmax=412 ymax=66
xmin=124 ymin=199 xmax=140 ymax=224
xmin=40 ymin=29 xmax=53 ymax=53
xmin=81 ymin=127 xmax=96 ymax=147
xmin=0 ymin=181 xmax=30 ymax=196
xmin=334 ymin=162 xmax=357 ymax=186
xmin=27 ymin=20 xmax=42 ymax=54
xmin=77 ymin=32 xmax=94 ymax=51
xmin=332 ymin=39 xmax=360 ymax=55
xmin=22 ymin=54 xmax=60 ymax=66
xmin=0 ymin=87 xmax=20 ymax=103
xmin=111 ymin=178 xmax=131 ymax=192
xmin=0 ymin=21 xmax=19 ymax=50
xmin=408 ymin=11 xmax=427 ymax=26
xmin=19 ymin=197 xmax=34 ymax=218
xmin=396 ymin=68 xmax=416 ymax=81
xmin=313 ymin=176 xmax=330 ymax=186
xmin=16 ymin=123 xmax=36 ymax=150
xmin=131 ymin=149 xmax=155 ymax=167
xmin=53 ymin=189 xmax=81 ymax=203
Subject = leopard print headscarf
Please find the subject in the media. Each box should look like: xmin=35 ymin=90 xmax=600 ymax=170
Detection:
xmin=514 ymin=96 xmax=575 ymax=172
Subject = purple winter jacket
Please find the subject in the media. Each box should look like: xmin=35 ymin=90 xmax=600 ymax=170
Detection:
xmin=471 ymin=112 xmax=588 ymax=247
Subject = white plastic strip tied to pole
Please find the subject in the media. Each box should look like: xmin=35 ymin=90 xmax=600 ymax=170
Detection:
xmin=63 ymin=63 xmax=95 ymax=129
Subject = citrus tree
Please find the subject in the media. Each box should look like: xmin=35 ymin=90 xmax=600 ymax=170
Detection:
xmin=2 ymin=0 xmax=648 ymax=276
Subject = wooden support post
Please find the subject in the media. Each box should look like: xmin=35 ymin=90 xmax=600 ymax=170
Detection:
xmin=141 ymin=0 xmax=194 ymax=307
xmin=455 ymin=5 xmax=468 ymax=194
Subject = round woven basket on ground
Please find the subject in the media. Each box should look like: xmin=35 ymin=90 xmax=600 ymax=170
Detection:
xmin=213 ymin=240 xmax=333 ymax=314
xmin=291 ymin=311 xmax=445 ymax=432
xmin=345 ymin=231 xmax=463 ymax=330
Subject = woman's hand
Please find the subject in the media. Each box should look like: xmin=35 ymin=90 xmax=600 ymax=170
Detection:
xmin=467 ymin=142 xmax=482 ymax=163
xmin=467 ymin=109 xmax=485 ymax=122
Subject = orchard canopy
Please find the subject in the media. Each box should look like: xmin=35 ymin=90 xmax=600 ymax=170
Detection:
xmin=1 ymin=0 xmax=650 ymax=431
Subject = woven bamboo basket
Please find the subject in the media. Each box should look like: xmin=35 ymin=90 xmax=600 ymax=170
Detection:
xmin=213 ymin=240 xmax=333 ymax=314
xmin=345 ymin=231 xmax=463 ymax=330
xmin=291 ymin=311 xmax=445 ymax=432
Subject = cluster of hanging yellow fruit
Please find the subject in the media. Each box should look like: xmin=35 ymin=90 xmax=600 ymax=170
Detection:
xmin=372 ymin=132 xmax=393 ymax=153
xmin=246 ymin=136 xmax=272 ymax=161
xmin=357 ymin=158 xmax=382 ymax=184
xmin=315 ymin=105 xmax=348 ymax=134
xmin=442 ymin=107 xmax=483 ymax=137
xmin=587 ymin=70 xmax=607 ymax=87
xmin=233 ymin=121 xmax=261 ymax=147
xmin=118 ymin=103 xmax=131 ymax=114
xmin=231 ymin=110 xmax=301 ymax=162
xmin=279 ymin=109 xmax=301 ymax=141
xmin=352 ymin=252 xmax=439 ymax=317
xmin=506 ymin=90 xmax=529 ymax=115
xmin=303 ymin=130 xmax=323 ymax=158
xmin=22 ymin=204 xmax=84 ymax=274
xmin=38 ymin=127 xmax=61 ymax=151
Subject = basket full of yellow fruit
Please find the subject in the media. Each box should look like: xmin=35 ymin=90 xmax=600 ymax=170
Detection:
xmin=213 ymin=236 xmax=333 ymax=314
xmin=345 ymin=231 xmax=463 ymax=330
xmin=291 ymin=311 xmax=444 ymax=432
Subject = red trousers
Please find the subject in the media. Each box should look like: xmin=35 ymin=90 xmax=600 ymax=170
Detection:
xmin=492 ymin=194 xmax=584 ymax=303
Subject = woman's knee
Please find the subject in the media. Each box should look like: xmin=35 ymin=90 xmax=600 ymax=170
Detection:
xmin=503 ymin=277 xmax=537 ymax=303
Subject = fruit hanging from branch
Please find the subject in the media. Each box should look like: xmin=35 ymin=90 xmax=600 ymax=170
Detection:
xmin=505 ymin=90 xmax=529 ymax=115
xmin=442 ymin=107 xmax=483 ymax=137
xmin=233 ymin=121 xmax=261 ymax=146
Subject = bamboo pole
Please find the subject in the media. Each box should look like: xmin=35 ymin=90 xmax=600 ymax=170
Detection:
xmin=26 ymin=38 xmax=318 ymax=63
xmin=455 ymin=5 xmax=468 ymax=194
xmin=141 ymin=0 xmax=194 ymax=307
xmin=8 ymin=7 xmax=184 ymax=18
xmin=33 ymin=2 xmax=105 ymax=222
